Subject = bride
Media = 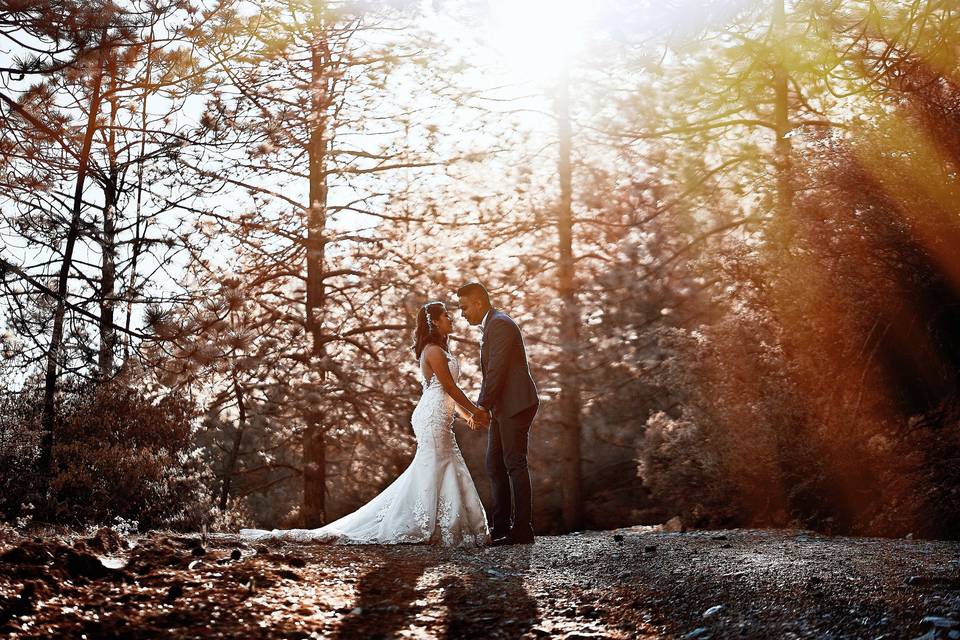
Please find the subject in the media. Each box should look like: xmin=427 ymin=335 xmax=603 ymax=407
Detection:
xmin=240 ymin=301 xmax=491 ymax=547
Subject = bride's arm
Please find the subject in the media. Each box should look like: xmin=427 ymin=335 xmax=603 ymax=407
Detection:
xmin=424 ymin=345 xmax=484 ymax=422
xmin=454 ymin=404 xmax=476 ymax=428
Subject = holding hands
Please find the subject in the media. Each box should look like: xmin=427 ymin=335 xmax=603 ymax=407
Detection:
xmin=475 ymin=406 xmax=491 ymax=429
xmin=454 ymin=400 xmax=490 ymax=430
xmin=467 ymin=405 xmax=491 ymax=430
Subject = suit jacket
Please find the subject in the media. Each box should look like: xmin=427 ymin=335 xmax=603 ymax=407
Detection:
xmin=478 ymin=309 xmax=539 ymax=419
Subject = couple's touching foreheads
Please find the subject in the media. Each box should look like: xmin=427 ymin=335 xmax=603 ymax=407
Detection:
xmin=242 ymin=281 xmax=539 ymax=547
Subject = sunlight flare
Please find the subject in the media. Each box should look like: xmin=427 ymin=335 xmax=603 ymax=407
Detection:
xmin=486 ymin=0 xmax=594 ymax=83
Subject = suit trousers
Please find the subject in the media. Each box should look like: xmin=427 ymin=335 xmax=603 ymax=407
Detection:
xmin=485 ymin=403 xmax=537 ymax=537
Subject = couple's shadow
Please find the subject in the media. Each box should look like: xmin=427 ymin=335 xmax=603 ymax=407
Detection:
xmin=333 ymin=544 xmax=537 ymax=639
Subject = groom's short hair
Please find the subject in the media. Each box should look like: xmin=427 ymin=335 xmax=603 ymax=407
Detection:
xmin=456 ymin=282 xmax=490 ymax=305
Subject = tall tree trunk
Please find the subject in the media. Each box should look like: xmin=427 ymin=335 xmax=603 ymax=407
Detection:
xmin=39 ymin=43 xmax=107 ymax=475
xmin=555 ymin=64 xmax=583 ymax=532
xmin=123 ymin=20 xmax=155 ymax=365
xmin=220 ymin=368 xmax=247 ymax=511
xmin=99 ymin=67 xmax=119 ymax=378
xmin=302 ymin=0 xmax=330 ymax=528
xmin=772 ymin=0 xmax=794 ymax=247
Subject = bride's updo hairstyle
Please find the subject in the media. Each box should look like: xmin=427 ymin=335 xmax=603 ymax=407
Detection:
xmin=414 ymin=301 xmax=448 ymax=360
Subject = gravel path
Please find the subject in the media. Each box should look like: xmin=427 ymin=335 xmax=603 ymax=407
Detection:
xmin=1 ymin=526 xmax=958 ymax=638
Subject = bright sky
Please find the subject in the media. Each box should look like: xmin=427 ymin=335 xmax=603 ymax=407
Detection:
xmin=476 ymin=0 xmax=594 ymax=85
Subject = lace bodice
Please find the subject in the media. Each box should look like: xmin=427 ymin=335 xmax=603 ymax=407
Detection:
xmin=412 ymin=349 xmax=459 ymax=464
xmin=420 ymin=348 xmax=460 ymax=389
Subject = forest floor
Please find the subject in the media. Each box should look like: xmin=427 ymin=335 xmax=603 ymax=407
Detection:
xmin=0 ymin=525 xmax=958 ymax=639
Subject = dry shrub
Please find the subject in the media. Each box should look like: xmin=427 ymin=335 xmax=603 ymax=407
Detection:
xmin=0 ymin=379 xmax=212 ymax=530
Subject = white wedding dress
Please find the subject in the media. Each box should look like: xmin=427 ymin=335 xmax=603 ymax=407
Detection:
xmin=240 ymin=350 xmax=490 ymax=547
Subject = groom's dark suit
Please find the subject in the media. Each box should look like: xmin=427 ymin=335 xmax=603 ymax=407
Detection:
xmin=478 ymin=309 xmax=539 ymax=539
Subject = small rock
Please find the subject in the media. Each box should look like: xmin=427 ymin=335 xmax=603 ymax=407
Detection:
xmin=613 ymin=534 xmax=624 ymax=543
xmin=644 ymin=545 xmax=657 ymax=554
xmin=64 ymin=547 xmax=116 ymax=580
xmin=350 ymin=607 xmax=364 ymax=615
xmin=684 ymin=628 xmax=708 ymax=639
xmin=703 ymin=605 xmax=723 ymax=618
xmin=166 ymin=583 xmax=183 ymax=601
xmin=191 ymin=546 xmax=206 ymax=556
xmin=712 ymin=534 xmax=728 ymax=540
xmin=922 ymin=616 xmax=959 ymax=629
xmin=664 ymin=516 xmax=684 ymax=533
xmin=230 ymin=548 xmax=242 ymax=561
xmin=906 ymin=575 xmax=956 ymax=587
xmin=98 ymin=555 xmax=128 ymax=570
xmin=86 ymin=527 xmax=124 ymax=554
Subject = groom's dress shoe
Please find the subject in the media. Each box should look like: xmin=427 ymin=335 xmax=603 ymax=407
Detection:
xmin=489 ymin=531 xmax=535 ymax=546
xmin=490 ymin=530 xmax=509 ymax=542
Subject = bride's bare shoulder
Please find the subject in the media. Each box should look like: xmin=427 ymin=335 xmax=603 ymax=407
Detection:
xmin=422 ymin=343 xmax=447 ymax=356
xmin=426 ymin=344 xmax=457 ymax=369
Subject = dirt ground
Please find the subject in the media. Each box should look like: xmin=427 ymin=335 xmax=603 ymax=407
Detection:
xmin=1 ymin=525 xmax=958 ymax=639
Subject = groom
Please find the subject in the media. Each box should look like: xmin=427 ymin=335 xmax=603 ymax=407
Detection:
xmin=457 ymin=282 xmax=539 ymax=545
